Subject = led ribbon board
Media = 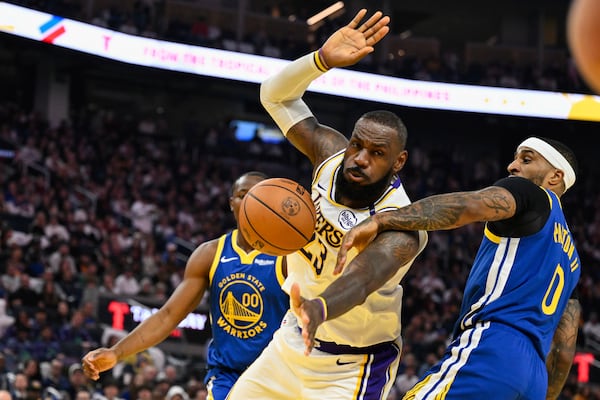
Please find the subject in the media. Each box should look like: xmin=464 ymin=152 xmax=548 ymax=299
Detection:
xmin=2 ymin=1 xmax=600 ymax=122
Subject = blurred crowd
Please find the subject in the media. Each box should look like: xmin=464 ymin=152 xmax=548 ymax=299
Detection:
xmin=0 ymin=2 xmax=599 ymax=400
xmin=1 ymin=96 xmax=599 ymax=400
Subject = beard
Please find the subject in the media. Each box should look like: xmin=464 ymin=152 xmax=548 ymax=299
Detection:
xmin=335 ymin=165 xmax=396 ymax=208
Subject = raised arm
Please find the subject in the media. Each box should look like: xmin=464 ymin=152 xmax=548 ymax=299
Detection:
xmin=260 ymin=9 xmax=390 ymax=166
xmin=336 ymin=186 xmax=516 ymax=272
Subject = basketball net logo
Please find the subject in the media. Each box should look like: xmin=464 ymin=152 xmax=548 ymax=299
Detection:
xmin=216 ymin=280 xmax=268 ymax=339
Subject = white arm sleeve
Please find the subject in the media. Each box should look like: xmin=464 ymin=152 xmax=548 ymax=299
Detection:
xmin=260 ymin=53 xmax=326 ymax=135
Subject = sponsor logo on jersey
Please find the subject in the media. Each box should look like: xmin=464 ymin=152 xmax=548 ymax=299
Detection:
xmin=220 ymin=256 xmax=238 ymax=263
xmin=254 ymin=258 xmax=275 ymax=266
xmin=338 ymin=210 xmax=357 ymax=230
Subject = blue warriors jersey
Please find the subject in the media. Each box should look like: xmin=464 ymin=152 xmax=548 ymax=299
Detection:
xmin=455 ymin=187 xmax=581 ymax=359
xmin=206 ymin=230 xmax=289 ymax=372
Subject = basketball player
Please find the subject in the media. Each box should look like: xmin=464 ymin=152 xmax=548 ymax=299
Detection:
xmin=227 ymin=9 xmax=428 ymax=400
xmin=81 ymin=172 xmax=289 ymax=400
xmin=336 ymin=137 xmax=582 ymax=399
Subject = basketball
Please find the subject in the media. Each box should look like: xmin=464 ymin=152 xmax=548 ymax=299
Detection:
xmin=567 ymin=0 xmax=600 ymax=93
xmin=239 ymin=177 xmax=316 ymax=256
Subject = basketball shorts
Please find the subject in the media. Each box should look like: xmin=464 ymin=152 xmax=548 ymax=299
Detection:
xmin=403 ymin=322 xmax=547 ymax=399
xmin=205 ymin=368 xmax=241 ymax=400
xmin=226 ymin=311 xmax=402 ymax=400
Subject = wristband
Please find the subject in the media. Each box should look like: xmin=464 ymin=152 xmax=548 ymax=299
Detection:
xmin=313 ymin=49 xmax=331 ymax=72
xmin=314 ymin=296 xmax=328 ymax=321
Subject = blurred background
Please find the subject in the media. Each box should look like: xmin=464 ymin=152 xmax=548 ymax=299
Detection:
xmin=1 ymin=1 xmax=599 ymax=399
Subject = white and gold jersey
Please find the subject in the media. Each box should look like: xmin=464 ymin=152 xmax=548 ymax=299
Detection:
xmin=283 ymin=150 xmax=428 ymax=347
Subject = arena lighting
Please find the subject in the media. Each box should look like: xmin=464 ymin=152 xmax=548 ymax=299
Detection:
xmin=307 ymin=2 xmax=345 ymax=26
xmin=1 ymin=2 xmax=600 ymax=122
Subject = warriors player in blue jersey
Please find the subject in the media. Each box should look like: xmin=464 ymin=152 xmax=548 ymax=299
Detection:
xmin=336 ymin=137 xmax=582 ymax=399
xmin=81 ymin=172 xmax=289 ymax=400
xmin=227 ymin=9 xmax=428 ymax=400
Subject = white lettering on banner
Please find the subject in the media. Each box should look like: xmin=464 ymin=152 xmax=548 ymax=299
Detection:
xmin=143 ymin=47 xmax=179 ymax=62
xmin=102 ymin=35 xmax=112 ymax=51
xmin=2 ymin=2 xmax=600 ymax=122
xmin=210 ymin=57 xmax=268 ymax=74
xmin=130 ymin=305 xmax=208 ymax=330
xmin=183 ymin=53 xmax=206 ymax=65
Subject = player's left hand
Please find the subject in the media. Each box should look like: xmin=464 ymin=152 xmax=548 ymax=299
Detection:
xmin=320 ymin=9 xmax=390 ymax=69
xmin=290 ymin=283 xmax=325 ymax=356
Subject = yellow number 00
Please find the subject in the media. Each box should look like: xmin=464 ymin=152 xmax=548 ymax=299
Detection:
xmin=542 ymin=264 xmax=564 ymax=315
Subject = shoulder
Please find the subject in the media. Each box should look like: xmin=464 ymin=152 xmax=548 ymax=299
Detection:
xmin=487 ymin=176 xmax=551 ymax=236
xmin=493 ymin=176 xmax=538 ymax=192
xmin=185 ymin=237 xmax=222 ymax=276
xmin=289 ymin=118 xmax=348 ymax=167
xmin=492 ymin=176 xmax=549 ymax=213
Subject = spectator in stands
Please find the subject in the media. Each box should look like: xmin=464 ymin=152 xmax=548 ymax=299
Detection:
xmin=23 ymin=237 xmax=44 ymax=277
xmin=29 ymin=210 xmax=48 ymax=238
xmin=41 ymin=359 xmax=70 ymax=393
xmin=166 ymin=385 xmax=189 ymax=400
xmin=57 ymin=310 xmax=97 ymax=362
xmin=93 ymin=378 xmax=124 ymax=400
xmin=9 ymin=372 xmax=28 ymax=400
xmin=47 ymin=243 xmax=76 ymax=277
xmin=66 ymin=363 xmax=94 ymax=400
xmin=130 ymin=192 xmax=157 ymax=236
xmin=39 ymin=272 xmax=68 ymax=310
xmin=394 ymin=363 xmax=419 ymax=396
xmin=75 ymin=389 xmax=92 ymax=400
xmin=0 ymin=353 xmax=10 ymax=391
xmin=113 ymin=269 xmax=140 ymax=297
xmin=44 ymin=215 xmax=70 ymax=244
xmin=57 ymin=259 xmax=84 ymax=305
xmin=21 ymin=359 xmax=42 ymax=388
xmin=8 ymin=273 xmax=40 ymax=309
xmin=30 ymin=325 xmax=60 ymax=362
xmin=1 ymin=262 xmax=22 ymax=294
xmin=583 ymin=311 xmax=600 ymax=352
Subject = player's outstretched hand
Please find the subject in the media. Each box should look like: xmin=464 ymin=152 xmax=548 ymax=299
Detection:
xmin=291 ymin=283 xmax=325 ymax=356
xmin=82 ymin=348 xmax=118 ymax=380
xmin=334 ymin=218 xmax=380 ymax=274
xmin=320 ymin=9 xmax=390 ymax=69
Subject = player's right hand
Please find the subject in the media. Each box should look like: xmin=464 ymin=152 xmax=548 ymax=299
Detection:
xmin=320 ymin=9 xmax=390 ymax=69
xmin=81 ymin=348 xmax=118 ymax=380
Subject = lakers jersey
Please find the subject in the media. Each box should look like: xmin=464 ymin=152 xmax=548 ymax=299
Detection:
xmin=455 ymin=187 xmax=581 ymax=359
xmin=207 ymin=230 xmax=289 ymax=372
xmin=283 ymin=150 xmax=428 ymax=347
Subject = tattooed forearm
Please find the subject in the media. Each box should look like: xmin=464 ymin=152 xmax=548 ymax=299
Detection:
xmin=323 ymin=231 xmax=419 ymax=320
xmin=546 ymin=299 xmax=581 ymax=399
xmin=375 ymin=187 xmax=516 ymax=232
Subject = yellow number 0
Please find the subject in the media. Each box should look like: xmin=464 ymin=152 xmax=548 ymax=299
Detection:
xmin=542 ymin=264 xmax=564 ymax=315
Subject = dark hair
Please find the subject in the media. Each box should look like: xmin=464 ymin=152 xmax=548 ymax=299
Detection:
xmin=240 ymin=171 xmax=269 ymax=180
xmin=359 ymin=110 xmax=408 ymax=148
xmin=539 ymin=137 xmax=579 ymax=177
xmin=230 ymin=171 xmax=269 ymax=196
